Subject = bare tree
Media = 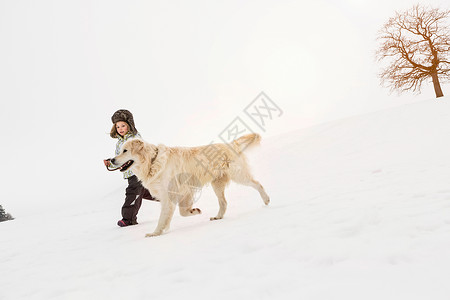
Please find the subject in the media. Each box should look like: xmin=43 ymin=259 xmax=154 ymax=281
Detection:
xmin=377 ymin=5 xmax=450 ymax=98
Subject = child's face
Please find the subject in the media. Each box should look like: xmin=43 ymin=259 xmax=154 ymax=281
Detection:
xmin=116 ymin=121 xmax=129 ymax=136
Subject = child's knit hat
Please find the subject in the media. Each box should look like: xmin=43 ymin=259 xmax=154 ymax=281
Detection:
xmin=111 ymin=109 xmax=138 ymax=135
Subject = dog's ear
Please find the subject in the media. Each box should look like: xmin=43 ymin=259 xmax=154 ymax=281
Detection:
xmin=130 ymin=139 xmax=144 ymax=154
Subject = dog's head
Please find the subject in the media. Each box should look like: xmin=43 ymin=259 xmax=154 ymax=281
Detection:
xmin=109 ymin=138 xmax=164 ymax=178
xmin=110 ymin=139 xmax=147 ymax=173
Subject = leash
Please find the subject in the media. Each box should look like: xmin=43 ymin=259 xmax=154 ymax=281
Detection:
xmin=104 ymin=159 xmax=122 ymax=172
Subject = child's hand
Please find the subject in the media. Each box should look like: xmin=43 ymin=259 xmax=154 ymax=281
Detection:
xmin=103 ymin=159 xmax=111 ymax=167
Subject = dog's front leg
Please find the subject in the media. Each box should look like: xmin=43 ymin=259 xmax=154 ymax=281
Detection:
xmin=145 ymin=198 xmax=175 ymax=237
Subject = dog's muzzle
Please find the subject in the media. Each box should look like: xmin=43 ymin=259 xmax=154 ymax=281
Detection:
xmin=119 ymin=160 xmax=134 ymax=172
xmin=105 ymin=158 xmax=134 ymax=172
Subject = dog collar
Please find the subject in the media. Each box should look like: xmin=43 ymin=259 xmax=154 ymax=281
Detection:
xmin=151 ymin=148 xmax=159 ymax=164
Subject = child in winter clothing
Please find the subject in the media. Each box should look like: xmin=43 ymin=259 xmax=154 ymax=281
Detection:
xmin=104 ymin=109 xmax=154 ymax=227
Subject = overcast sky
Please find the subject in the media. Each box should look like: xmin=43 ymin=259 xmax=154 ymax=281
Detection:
xmin=0 ymin=0 xmax=449 ymax=210
xmin=1 ymin=0 xmax=448 ymax=142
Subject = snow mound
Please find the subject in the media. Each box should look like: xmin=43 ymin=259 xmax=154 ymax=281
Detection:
xmin=2 ymin=99 xmax=450 ymax=299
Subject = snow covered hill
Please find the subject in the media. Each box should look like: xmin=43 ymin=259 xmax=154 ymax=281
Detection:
xmin=2 ymin=99 xmax=450 ymax=300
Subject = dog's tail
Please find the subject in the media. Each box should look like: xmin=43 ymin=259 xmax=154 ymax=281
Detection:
xmin=232 ymin=133 xmax=261 ymax=154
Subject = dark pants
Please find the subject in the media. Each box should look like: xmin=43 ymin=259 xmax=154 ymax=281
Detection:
xmin=122 ymin=176 xmax=157 ymax=224
xmin=122 ymin=176 xmax=145 ymax=224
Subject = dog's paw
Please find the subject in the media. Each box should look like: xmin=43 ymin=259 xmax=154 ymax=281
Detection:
xmin=210 ymin=216 xmax=223 ymax=221
xmin=264 ymin=197 xmax=270 ymax=205
xmin=145 ymin=232 xmax=162 ymax=237
xmin=191 ymin=208 xmax=202 ymax=215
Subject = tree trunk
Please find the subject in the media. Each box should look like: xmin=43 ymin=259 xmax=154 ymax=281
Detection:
xmin=431 ymin=72 xmax=444 ymax=98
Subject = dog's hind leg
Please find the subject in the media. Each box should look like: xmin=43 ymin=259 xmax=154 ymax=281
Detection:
xmin=231 ymin=171 xmax=270 ymax=206
xmin=248 ymin=178 xmax=270 ymax=205
xmin=145 ymin=198 xmax=176 ymax=237
xmin=210 ymin=175 xmax=230 ymax=221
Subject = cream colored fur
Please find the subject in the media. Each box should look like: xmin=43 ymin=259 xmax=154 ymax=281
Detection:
xmin=111 ymin=133 xmax=270 ymax=237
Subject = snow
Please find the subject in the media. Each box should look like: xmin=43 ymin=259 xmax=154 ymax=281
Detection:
xmin=2 ymin=99 xmax=450 ymax=299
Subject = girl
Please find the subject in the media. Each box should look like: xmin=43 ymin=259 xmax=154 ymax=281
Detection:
xmin=104 ymin=109 xmax=154 ymax=227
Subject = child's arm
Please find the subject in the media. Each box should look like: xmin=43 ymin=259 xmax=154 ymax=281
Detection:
xmin=108 ymin=140 xmax=122 ymax=168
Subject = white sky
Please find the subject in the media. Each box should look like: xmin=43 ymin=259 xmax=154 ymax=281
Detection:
xmin=0 ymin=0 xmax=449 ymax=210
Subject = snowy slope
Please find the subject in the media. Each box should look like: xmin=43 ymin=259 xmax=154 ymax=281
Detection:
xmin=2 ymin=99 xmax=450 ymax=300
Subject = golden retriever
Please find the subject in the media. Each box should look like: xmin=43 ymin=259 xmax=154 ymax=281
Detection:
xmin=109 ymin=133 xmax=270 ymax=237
